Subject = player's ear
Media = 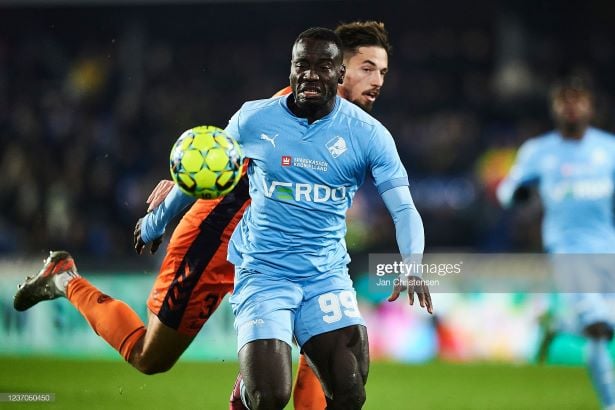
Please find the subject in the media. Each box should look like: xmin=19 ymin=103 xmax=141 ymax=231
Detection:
xmin=338 ymin=64 xmax=346 ymax=84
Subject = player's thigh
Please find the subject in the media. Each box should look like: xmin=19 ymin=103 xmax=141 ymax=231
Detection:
xmin=232 ymin=271 xmax=301 ymax=407
xmin=147 ymin=218 xmax=234 ymax=337
xmin=130 ymin=312 xmax=195 ymax=371
xmin=294 ymin=287 xmax=368 ymax=397
xmin=301 ymin=324 xmax=369 ymax=399
xmin=230 ymin=269 xmax=303 ymax=351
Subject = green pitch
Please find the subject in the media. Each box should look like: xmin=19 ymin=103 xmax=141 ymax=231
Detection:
xmin=0 ymin=357 xmax=597 ymax=409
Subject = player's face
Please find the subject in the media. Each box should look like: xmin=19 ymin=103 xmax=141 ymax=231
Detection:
xmin=338 ymin=46 xmax=388 ymax=112
xmin=290 ymin=39 xmax=344 ymax=109
xmin=552 ymin=89 xmax=593 ymax=131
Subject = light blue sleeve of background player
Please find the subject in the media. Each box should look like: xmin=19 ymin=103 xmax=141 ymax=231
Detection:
xmin=381 ymin=186 xmax=425 ymax=266
xmin=140 ymin=186 xmax=195 ymax=243
xmin=497 ymin=139 xmax=541 ymax=208
xmin=367 ymin=126 xmax=409 ymax=194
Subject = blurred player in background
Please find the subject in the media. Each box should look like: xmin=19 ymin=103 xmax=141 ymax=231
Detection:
xmin=13 ymin=20 xmax=395 ymax=410
xmin=497 ymin=77 xmax=615 ymax=410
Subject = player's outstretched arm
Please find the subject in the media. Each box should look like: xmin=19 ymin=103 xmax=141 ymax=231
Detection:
xmin=380 ymin=185 xmax=432 ymax=313
xmin=134 ymin=185 xmax=195 ymax=254
xmin=497 ymin=140 xmax=540 ymax=208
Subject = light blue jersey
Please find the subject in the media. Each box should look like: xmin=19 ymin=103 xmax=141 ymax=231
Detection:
xmin=498 ymin=127 xmax=615 ymax=253
xmin=225 ymin=95 xmax=409 ymax=278
xmin=138 ymin=93 xmax=424 ymax=350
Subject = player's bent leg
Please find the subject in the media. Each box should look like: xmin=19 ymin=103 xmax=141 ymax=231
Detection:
xmin=65 ymin=276 xmax=147 ymax=362
xmin=14 ymin=250 xmax=209 ymax=375
xmin=14 ymin=251 xmax=148 ymax=365
xmin=67 ymin=274 xmax=196 ymax=375
xmin=293 ymin=354 xmax=327 ymax=410
xmin=301 ymin=325 xmax=369 ymax=410
xmin=124 ymin=313 xmax=192 ymax=374
xmin=584 ymin=321 xmax=615 ymax=409
xmin=239 ymin=339 xmax=292 ymax=410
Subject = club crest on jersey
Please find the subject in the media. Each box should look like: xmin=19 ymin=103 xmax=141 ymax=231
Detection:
xmin=326 ymin=136 xmax=347 ymax=158
xmin=281 ymin=156 xmax=292 ymax=166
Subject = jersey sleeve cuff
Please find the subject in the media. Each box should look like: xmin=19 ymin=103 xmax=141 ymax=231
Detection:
xmin=376 ymin=176 xmax=409 ymax=195
xmin=140 ymin=213 xmax=164 ymax=244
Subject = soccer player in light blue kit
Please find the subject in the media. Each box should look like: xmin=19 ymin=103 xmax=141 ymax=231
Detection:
xmin=140 ymin=27 xmax=430 ymax=409
xmin=498 ymin=77 xmax=615 ymax=410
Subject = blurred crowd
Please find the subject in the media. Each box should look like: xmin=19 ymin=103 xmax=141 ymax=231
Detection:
xmin=1 ymin=1 xmax=615 ymax=260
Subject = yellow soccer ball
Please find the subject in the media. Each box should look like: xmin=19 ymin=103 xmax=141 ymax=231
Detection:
xmin=170 ymin=126 xmax=243 ymax=199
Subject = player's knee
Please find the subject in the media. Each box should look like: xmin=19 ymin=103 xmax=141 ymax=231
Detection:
xmin=248 ymin=384 xmax=291 ymax=410
xmin=331 ymin=382 xmax=366 ymax=410
xmin=585 ymin=321 xmax=614 ymax=340
xmin=139 ymin=361 xmax=173 ymax=375
xmin=131 ymin=352 xmax=176 ymax=375
xmin=328 ymin=368 xmax=366 ymax=410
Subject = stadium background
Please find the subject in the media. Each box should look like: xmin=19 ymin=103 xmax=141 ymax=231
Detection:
xmin=1 ymin=0 xmax=615 ymax=408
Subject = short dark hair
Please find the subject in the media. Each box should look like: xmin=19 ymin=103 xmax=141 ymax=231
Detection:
xmin=294 ymin=27 xmax=344 ymax=57
xmin=550 ymin=75 xmax=594 ymax=101
xmin=335 ymin=21 xmax=392 ymax=57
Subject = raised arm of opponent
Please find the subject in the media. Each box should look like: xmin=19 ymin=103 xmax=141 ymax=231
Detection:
xmin=134 ymin=186 xmax=195 ymax=254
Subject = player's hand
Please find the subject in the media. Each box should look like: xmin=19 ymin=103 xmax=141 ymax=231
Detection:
xmin=146 ymin=180 xmax=175 ymax=212
xmin=387 ymin=275 xmax=433 ymax=314
xmin=133 ymin=217 xmax=163 ymax=255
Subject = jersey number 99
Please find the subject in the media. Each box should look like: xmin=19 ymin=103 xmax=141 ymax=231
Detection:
xmin=318 ymin=291 xmax=361 ymax=324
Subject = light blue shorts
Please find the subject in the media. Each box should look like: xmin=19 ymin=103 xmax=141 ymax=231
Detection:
xmin=551 ymin=254 xmax=615 ymax=331
xmin=229 ymin=268 xmax=365 ymax=352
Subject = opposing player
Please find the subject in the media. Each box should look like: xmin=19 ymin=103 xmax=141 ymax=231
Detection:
xmin=497 ymin=77 xmax=615 ymax=409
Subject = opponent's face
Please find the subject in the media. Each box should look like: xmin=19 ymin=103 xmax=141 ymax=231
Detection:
xmin=338 ymin=46 xmax=388 ymax=112
xmin=290 ymin=39 xmax=344 ymax=109
xmin=552 ymin=89 xmax=593 ymax=131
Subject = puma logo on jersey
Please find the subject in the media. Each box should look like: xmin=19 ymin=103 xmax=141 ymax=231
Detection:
xmin=260 ymin=133 xmax=278 ymax=147
xmin=239 ymin=318 xmax=265 ymax=330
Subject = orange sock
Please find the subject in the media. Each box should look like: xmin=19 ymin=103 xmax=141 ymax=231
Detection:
xmin=66 ymin=277 xmax=146 ymax=361
xmin=294 ymin=354 xmax=327 ymax=410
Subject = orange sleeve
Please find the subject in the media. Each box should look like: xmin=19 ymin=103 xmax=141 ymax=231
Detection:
xmin=272 ymin=86 xmax=292 ymax=97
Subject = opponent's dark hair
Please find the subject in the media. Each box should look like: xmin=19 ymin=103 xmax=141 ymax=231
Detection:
xmin=294 ymin=27 xmax=344 ymax=58
xmin=550 ymin=75 xmax=594 ymax=101
xmin=335 ymin=21 xmax=392 ymax=57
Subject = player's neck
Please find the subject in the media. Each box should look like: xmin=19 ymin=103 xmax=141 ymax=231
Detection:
xmin=559 ymin=124 xmax=588 ymax=140
xmin=288 ymin=95 xmax=336 ymax=124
